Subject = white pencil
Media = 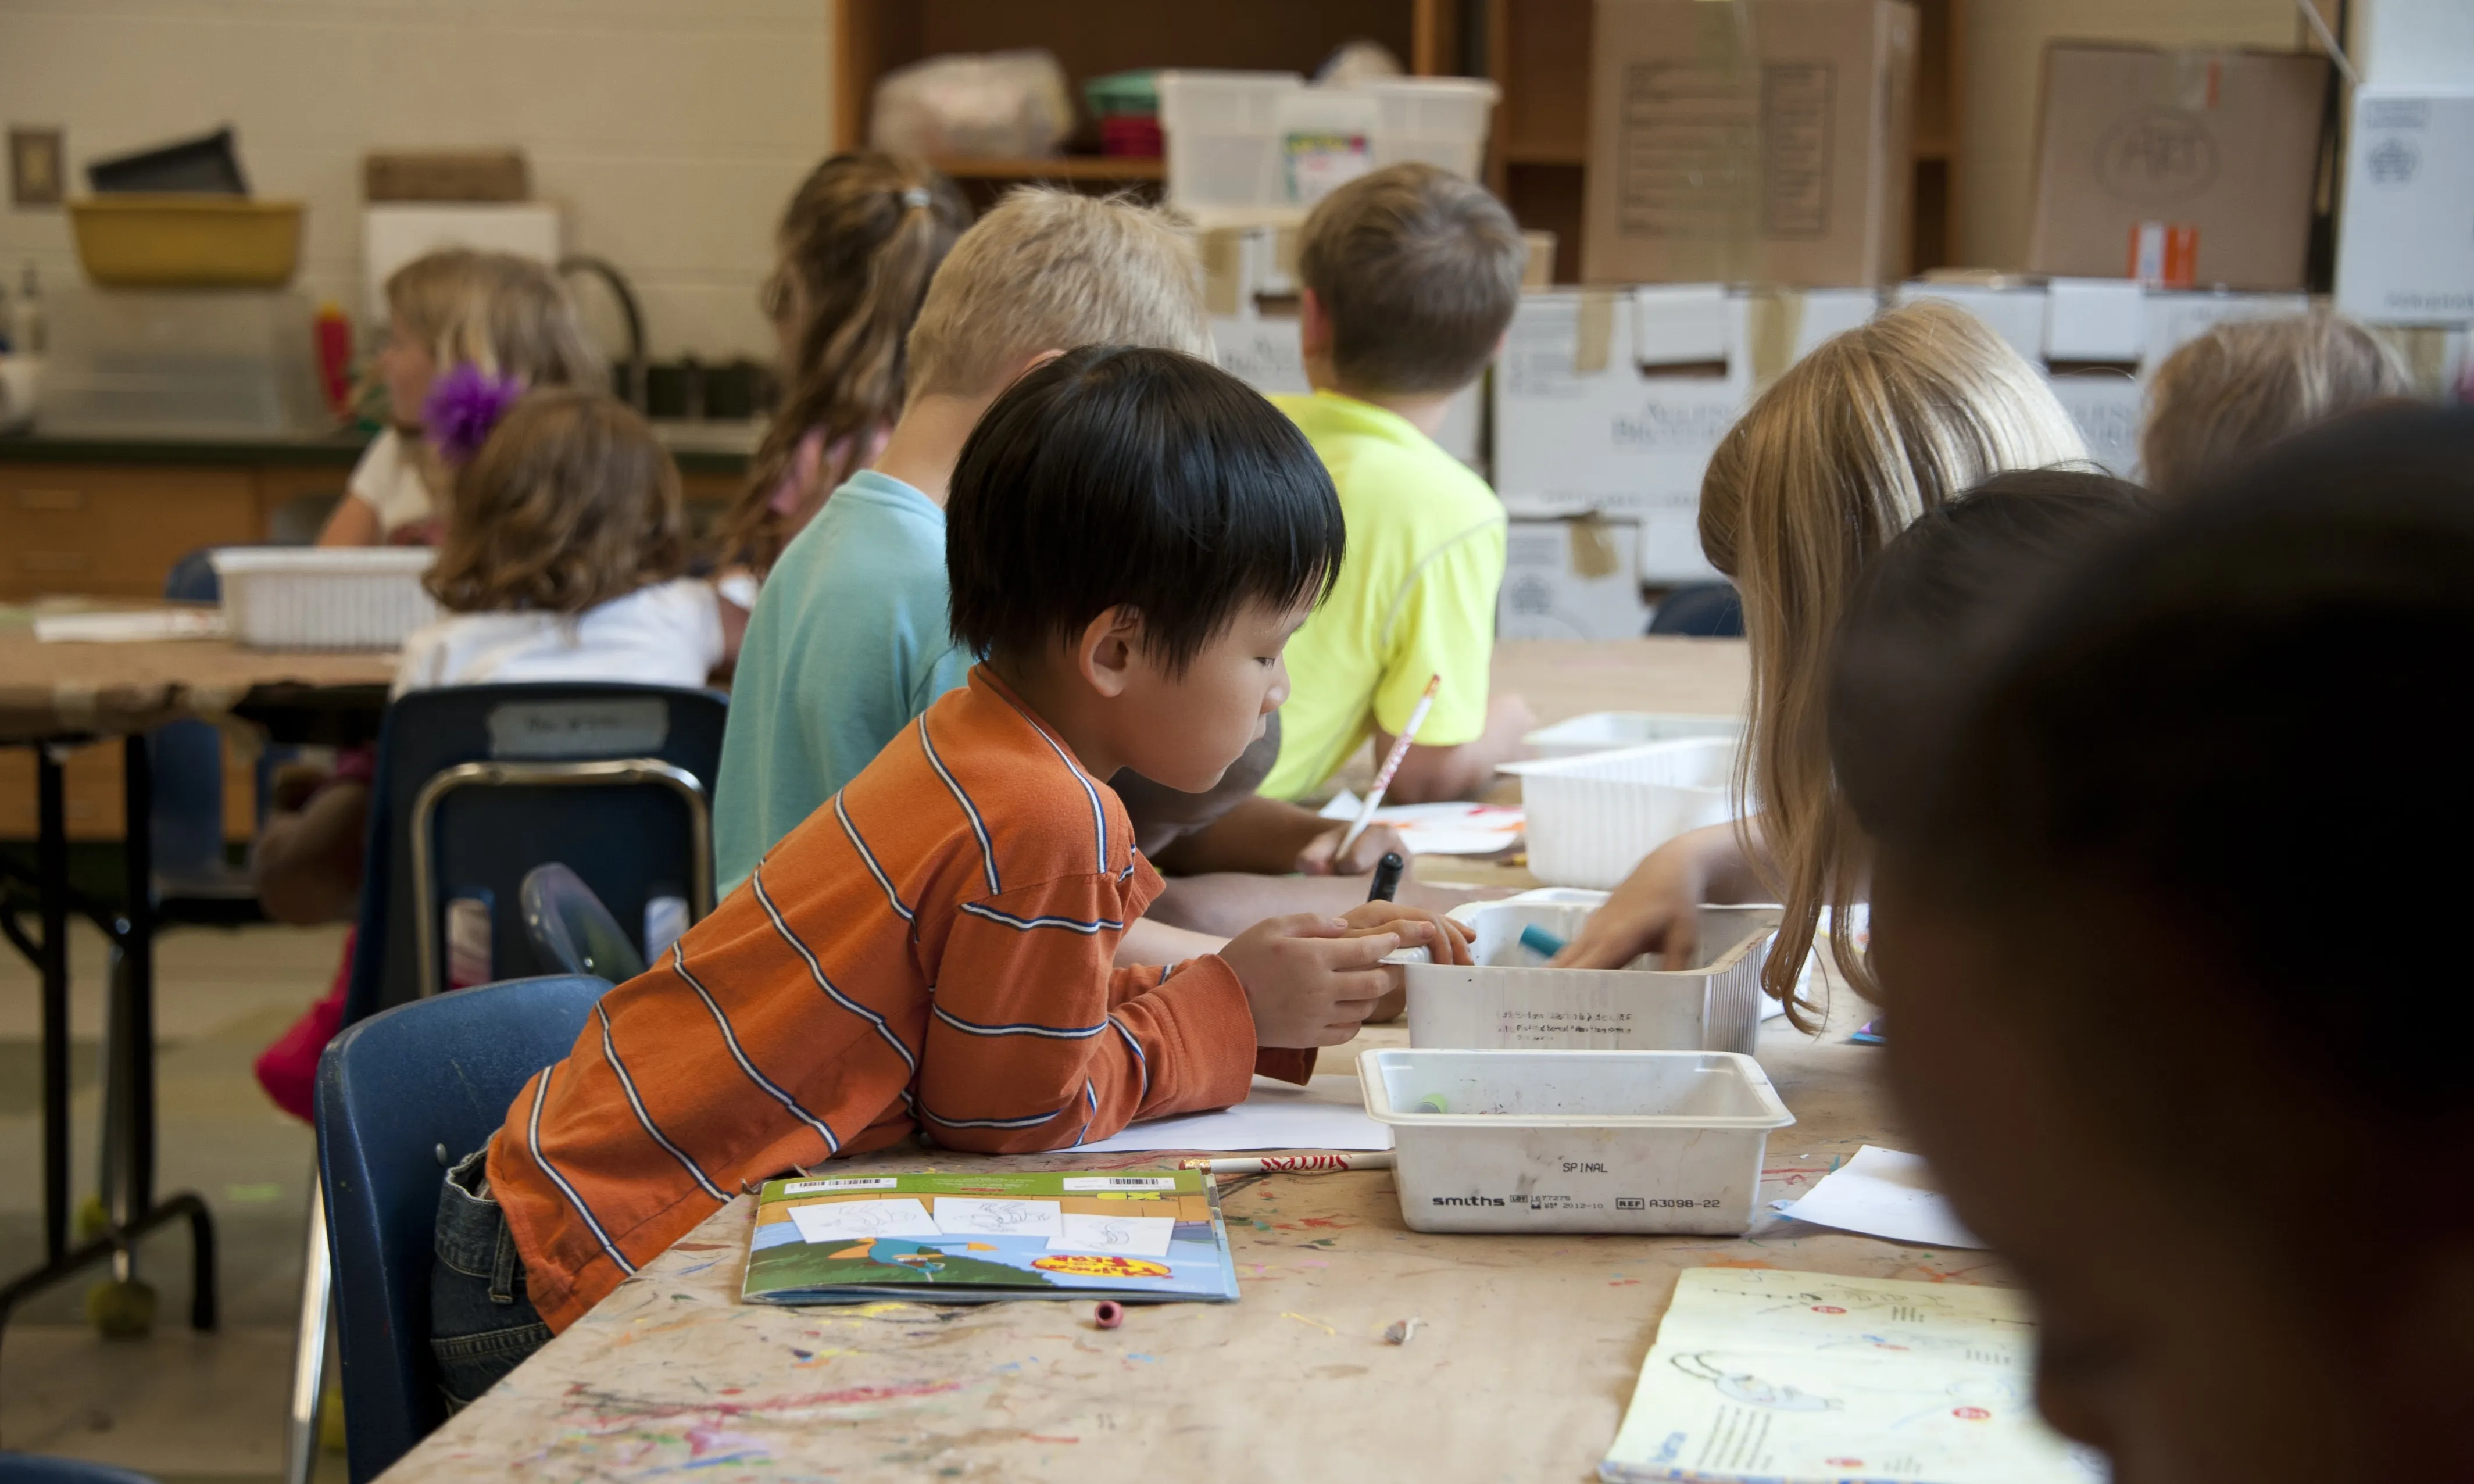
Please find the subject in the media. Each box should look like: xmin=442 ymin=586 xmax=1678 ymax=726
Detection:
xmin=1184 ymin=1152 xmax=1394 ymax=1175
xmin=1336 ymin=674 xmax=1441 ymax=856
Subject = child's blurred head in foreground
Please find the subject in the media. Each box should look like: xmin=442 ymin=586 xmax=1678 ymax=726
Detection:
xmin=945 ymin=346 xmax=1345 ymax=792
xmin=1854 ymin=406 xmax=2474 ymax=1484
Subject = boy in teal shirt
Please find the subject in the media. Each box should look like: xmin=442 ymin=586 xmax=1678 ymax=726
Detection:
xmin=716 ymin=189 xmax=1218 ymax=895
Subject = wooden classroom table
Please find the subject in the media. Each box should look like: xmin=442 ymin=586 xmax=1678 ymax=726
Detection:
xmin=387 ymin=636 xmax=2014 ymax=1483
xmin=0 ymin=605 xmax=395 ymax=1348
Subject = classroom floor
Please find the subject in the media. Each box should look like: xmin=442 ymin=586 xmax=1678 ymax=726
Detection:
xmin=0 ymin=917 xmax=351 ymax=1483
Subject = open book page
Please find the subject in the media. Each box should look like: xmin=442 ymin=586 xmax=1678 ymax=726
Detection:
xmin=1601 ymin=1268 xmax=2105 ymax=1484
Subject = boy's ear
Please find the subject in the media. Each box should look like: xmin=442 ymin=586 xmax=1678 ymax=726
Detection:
xmin=1299 ymin=289 xmax=1332 ymax=359
xmin=998 ymin=348 xmax=1069 ymax=394
xmin=1075 ymin=605 xmax=1147 ymax=699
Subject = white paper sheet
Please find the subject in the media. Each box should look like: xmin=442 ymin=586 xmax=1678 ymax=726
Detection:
xmin=786 ymin=1197 xmax=940 ymax=1243
xmin=1772 ymin=1145 xmax=1987 ymax=1249
xmin=1318 ymin=791 xmax=1526 ymax=856
xmin=1047 ymin=1211 xmax=1177 ymax=1258
xmin=1600 ymin=1267 xmax=2102 ymax=1484
xmin=1074 ymin=1074 xmax=1391 ymax=1153
xmin=931 ymin=1196 xmax=1064 ymax=1237
xmin=34 ymin=609 xmax=226 ymax=643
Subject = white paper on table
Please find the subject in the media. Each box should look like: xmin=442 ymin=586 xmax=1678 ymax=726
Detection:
xmin=34 ymin=609 xmax=227 ymax=643
xmin=1601 ymin=1267 xmax=2103 ymax=1484
xmin=786 ymin=1197 xmax=941 ymax=1243
xmin=1046 ymin=1211 xmax=1177 ymax=1258
xmin=1772 ymin=1145 xmax=1987 ymax=1249
xmin=1317 ymin=790 xmax=1525 ymax=856
xmin=1075 ymin=1074 xmax=1391 ymax=1153
xmin=931 ymin=1196 xmax=1064 ymax=1238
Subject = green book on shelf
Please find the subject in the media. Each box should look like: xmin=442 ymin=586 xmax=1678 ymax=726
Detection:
xmin=742 ymin=1168 xmax=1241 ymax=1306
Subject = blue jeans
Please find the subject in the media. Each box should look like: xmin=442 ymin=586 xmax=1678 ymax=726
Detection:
xmin=430 ymin=1148 xmax=552 ymax=1410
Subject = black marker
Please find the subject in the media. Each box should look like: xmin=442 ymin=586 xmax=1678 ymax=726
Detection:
xmin=1366 ymin=851 xmax=1405 ymax=903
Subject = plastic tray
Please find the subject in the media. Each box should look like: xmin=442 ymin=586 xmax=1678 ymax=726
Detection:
xmin=1407 ymin=897 xmax=1779 ymax=1055
xmin=1522 ymin=710 xmax=1742 ymax=761
xmin=1501 ymin=737 xmax=1737 ymax=888
xmin=209 ymin=546 xmax=438 ymax=651
xmin=1359 ymin=1047 xmax=1794 ymax=1234
xmin=70 ymin=197 xmax=303 ymax=289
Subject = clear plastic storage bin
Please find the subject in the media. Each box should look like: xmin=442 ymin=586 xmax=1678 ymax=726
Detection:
xmin=40 ymin=288 xmax=327 ymax=437
xmin=210 ymin=547 xmax=438 ymax=651
xmin=1502 ymin=737 xmax=1739 ymax=888
xmin=1360 ymin=1047 xmax=1796 ymax=1235
xmin=1408 ymin=896 xmax=1779 ymax=1055
xmin=1159 ymin=70 xmax=1497 ymax=220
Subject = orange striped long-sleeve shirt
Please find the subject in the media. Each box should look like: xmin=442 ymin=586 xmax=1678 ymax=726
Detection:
xmin=486 ymin=667 xmax=1308 ymax=1331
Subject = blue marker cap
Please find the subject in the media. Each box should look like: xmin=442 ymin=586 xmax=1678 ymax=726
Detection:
xmin=1518 ymin=922 xmax=1568 ymax=960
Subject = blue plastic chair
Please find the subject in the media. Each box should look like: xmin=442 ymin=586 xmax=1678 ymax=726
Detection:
xmin=315 ymin=974 xmax=606 ymax=1482
xmin=0 ymin=1453 xmax=163 ymax=1482
xmin=341 ymin=683 xmax=727 ymax=1025
xmin=1647 ymin=582 xmax=1747 ymax=638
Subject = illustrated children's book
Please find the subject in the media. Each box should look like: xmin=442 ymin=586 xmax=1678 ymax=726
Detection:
xmin=1600 ymin=1267 xmax=2105 ymax=1484
xmin=742 ymin=1168 xmax=1241 ymax=1306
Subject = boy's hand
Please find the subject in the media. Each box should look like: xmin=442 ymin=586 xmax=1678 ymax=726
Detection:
xmin=1293 ymin=820 xmax=1410 ymax=877
xmin=1334 ymin=900 xmax=1473 ymax=966
xmin=1220 ymin=913 xmax=1415 ymax=1047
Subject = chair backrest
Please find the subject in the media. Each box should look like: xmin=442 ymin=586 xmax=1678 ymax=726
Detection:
xmin=315 ymin=974 xmax=606 ymax=1483
xmin=520 ymin=862 xmax=648 ymax=982
xmin=1646 ymin=582 xmax=1747 ymax=639
xmin=342 ymin=683 xmax=726 ymax=1026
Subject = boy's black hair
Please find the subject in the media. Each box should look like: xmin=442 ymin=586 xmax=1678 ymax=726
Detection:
xmin=946 ymin=345 xmax=1345 ymax=670
xmin=1910 ymin=407 xmax=2474 ymax=1136
xmin=1828 ymin=468 xmax=2150 ymax=842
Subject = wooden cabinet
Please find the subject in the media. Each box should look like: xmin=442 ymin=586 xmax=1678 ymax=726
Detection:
xmin=1 ymin=466 xmax=259 ymax=600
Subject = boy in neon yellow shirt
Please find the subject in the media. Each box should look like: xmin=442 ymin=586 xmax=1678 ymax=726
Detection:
xmin=1261 ymin=164 xmax=1534 ymax=804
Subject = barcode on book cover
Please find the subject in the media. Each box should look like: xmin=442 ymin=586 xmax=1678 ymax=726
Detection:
xmin=1061 ymin=1176 xmax=1178 ymax=1191
xmin=781 ymin=1177 xmax=899 ymax=1195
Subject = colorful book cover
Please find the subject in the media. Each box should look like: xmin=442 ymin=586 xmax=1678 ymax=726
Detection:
xmin=742 ymin=1169 xmax=1240 ymax=1306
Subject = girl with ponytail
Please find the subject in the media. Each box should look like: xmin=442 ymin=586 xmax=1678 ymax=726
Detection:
xmin=719 ymin=152 xmax=971 ymax=582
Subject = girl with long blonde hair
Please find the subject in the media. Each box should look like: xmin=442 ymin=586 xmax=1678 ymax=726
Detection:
xmin=1553 ymin=300 xmax=2090 ymax=1025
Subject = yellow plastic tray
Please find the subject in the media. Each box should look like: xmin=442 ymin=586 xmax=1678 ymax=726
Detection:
xmin=69 ymin=196 xmax=303 ymax=288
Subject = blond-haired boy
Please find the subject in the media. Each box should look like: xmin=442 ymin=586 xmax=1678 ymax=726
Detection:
xmin=2139 ymin=311 xmax=2412 ymax=498
xmin=1259 ymin=164 xmax=1534 ymax=805
xmin=716 ymin=188 xmax=1213 ymax=895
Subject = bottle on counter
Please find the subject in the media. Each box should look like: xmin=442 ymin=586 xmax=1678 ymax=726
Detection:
xmin=15 ymin=263 xmax=44 ymax=356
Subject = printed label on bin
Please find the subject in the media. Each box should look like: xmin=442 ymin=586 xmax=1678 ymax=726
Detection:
xmin=781 ymin=1177 xmax=899 ymax=1195
xmin=1431 ymin=1192 xmax=1724 ymax=1211
xmin=1061 ymin=1176 xmax=1179 ymax=1192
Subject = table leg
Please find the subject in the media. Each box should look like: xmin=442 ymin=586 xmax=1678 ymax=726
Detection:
xmin=38 ymin=746 xmax=70 ymax=1267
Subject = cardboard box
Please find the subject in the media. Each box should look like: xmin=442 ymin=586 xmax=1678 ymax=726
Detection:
xmin=1499 ymin=517 xmax=1651 ymax=641
xmin=2337 ymin=90 xmax=2474 ymax=326
xmin=1584 ymin=0 xmax=1917 ymax=288
xmin=2025 ymin=44 xmax=2330 ymax=291
xmin=1490 ymin=285 xmax=1876 ymax=581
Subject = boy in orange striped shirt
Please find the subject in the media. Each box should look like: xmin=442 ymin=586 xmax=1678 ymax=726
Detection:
xmin=427 ymin=346 xmax=1472 ymax=1402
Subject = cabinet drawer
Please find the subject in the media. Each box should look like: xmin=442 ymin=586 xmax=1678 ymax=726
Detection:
xmin=0 ymin=466 xmax=259 ymax=599
xmin=0 ymin=738 xmax=263 ymax=843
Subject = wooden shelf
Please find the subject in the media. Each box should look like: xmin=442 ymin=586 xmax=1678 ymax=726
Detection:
xmin=931 ymin=154 xmax=1166 ymax=182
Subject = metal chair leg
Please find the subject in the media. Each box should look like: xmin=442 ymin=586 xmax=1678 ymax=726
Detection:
xmin=285 ymin=1177 xmax=331 ymax=1484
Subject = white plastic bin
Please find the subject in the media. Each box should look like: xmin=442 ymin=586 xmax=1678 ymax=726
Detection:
xmin=1360 ymin=1047 xmax=1795 ymax=1234
xmin=1522 ymin=710 xmax=1742 ymax=761
xmin=210 ymin=546 xmax=438 ymax=650
xmin=1407 ymin=897 xmax=1778 ymax=1055
xmin=1160 ymin=70 xmax=1498 ymax=217
xmin=1502 ymin=737 xmax=1737 ymax=888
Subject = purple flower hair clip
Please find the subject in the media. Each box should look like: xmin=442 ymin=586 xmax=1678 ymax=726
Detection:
xmin=423 ymin=364 xmax=527 ymax=466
